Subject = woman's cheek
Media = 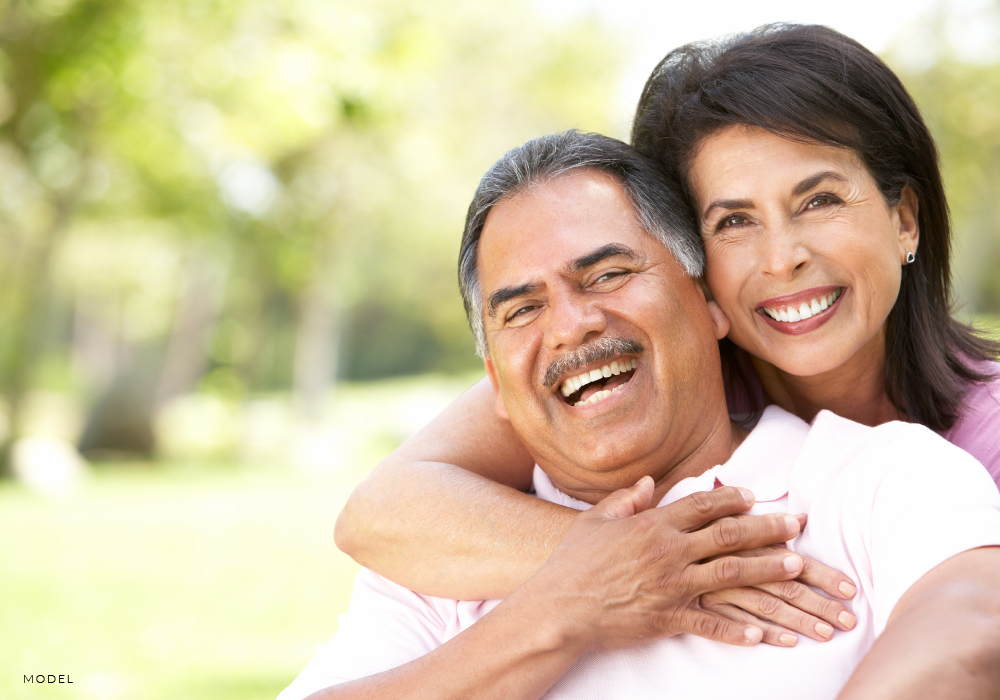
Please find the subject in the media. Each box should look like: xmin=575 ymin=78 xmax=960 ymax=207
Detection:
xmin=705 ymin=249 xmax=750 ymax=321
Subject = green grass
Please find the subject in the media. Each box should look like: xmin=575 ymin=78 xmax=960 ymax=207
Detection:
xmin=1 ymin=372 xmax=484 ymax=700
xmin=1 ymin=465 xmax=364 ymax=700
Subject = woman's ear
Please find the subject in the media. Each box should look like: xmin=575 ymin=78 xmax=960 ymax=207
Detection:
xmin=896 ymin=184 xmax=920 ymax=262
xmin=483 ymin=357 xmax=509 ymax=421
xmin=707 ymin=300 xmax=730 ymax=340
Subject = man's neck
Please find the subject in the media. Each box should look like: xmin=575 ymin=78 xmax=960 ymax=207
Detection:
xmin=538 ymin=399 xmax=747 ymax=506
xmin=648 ymin=410 xmax=750 ymax=506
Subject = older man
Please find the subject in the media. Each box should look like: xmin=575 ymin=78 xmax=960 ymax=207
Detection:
xmin=279 ymin=131 xmax=1000 ymax=700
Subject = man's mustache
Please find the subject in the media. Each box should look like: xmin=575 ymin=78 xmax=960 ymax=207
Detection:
xmin=542 ymin=338 xmax=644 ymax=388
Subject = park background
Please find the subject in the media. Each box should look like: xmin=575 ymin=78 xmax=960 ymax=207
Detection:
xmin=3 ymin=0 xmax=1000 ymax=698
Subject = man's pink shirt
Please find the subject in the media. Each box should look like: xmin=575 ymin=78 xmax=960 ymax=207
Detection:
xmin=278 ymin=406 xmax=1000 ymax=700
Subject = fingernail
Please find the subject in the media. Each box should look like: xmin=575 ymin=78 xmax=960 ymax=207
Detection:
xmin=744 ymin=626 xmax=762 ymax=644
xmin=779 ymin=633 xmax=797 ymax=646
xmin=783 ymin=515 xmax=799 ymax=536
xmin=815 ymin=622 xmax=834 ymax=639
xmin=838 ymin=611 xmax=856 ymax=629
xmin=838 ymin=581 xmax=857 ymax=598
xmin=739 ymin=487 xmax=754 ymax=505
xmin=783 ymin=554 xmax=801 ymax=573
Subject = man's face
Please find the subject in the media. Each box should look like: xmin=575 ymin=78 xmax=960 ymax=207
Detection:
xmin=479 ymin=169 xmax=729 ymax=503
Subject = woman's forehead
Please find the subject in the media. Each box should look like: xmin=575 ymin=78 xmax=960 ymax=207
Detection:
xmin=688 ymin=126 xmax=869 ymax=207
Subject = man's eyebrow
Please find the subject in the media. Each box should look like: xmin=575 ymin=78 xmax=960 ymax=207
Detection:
xmin=792 ymin=170 xmax=849 ymax=196
xmin=570 ymin=243 xmax=640 ymax=271
xmin=487 ymin=282 xmax=541 ymax=318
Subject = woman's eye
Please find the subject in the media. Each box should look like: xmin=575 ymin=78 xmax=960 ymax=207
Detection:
xmin=807 ymin=194 xmax=837 ymax=209
xmin=716 ymin=214 xmax=746 ymax=231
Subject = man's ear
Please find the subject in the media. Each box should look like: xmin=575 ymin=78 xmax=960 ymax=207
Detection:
xmin=483 ymin=357 xmax=509 ymax=421
xmin=896 ymin=184 xmax=920 ymax=262
xmin=706 ymin=300 xmax=730 ymax=340
xmin=697 ymin=276 xmax=716 ymax=302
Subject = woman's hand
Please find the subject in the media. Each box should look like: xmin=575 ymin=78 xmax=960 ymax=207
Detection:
xmin=700 ymin=534 xmax=858 ymax=646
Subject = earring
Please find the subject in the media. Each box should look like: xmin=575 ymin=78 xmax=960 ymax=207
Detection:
xmin=906 ymin=251 xmax=916 ymax=264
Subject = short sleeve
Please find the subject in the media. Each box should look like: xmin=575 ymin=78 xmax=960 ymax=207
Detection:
xmin=946 ymin=373 xmax=1000 ymax=487
xmin=867 ymin=424 xmax=1000 ymax=634
xmin=276 ymin=569 xmax=448 ymax=700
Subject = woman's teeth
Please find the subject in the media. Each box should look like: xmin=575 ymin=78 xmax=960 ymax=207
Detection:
xmin=559 ymin=358 xmax=637 ymax=398
xmin=762 ymin=289 xmax=842 ymax=323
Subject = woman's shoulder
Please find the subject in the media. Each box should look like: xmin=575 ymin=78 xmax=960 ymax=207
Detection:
xmin=943 ymin=361 xmax=1000 ymax=484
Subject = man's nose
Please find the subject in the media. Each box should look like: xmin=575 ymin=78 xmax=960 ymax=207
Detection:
xmin=544 ymin=289 xmax=607 ymax=350
xmin=760 ymin=220 xmax=810 ymax=280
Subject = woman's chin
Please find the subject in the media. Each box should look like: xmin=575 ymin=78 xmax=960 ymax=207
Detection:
xmin=749 ymin=343 xmax=853 ymax=380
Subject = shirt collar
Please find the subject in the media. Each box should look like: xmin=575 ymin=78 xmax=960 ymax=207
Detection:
xmin=531 ymin=405 xmax=810 ymax=511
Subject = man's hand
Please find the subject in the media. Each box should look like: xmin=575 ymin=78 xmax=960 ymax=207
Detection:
xmin=700 ymin=536 xmax=859 ymax=646
xmin=518 ymin=476 xmax=807 ymax=653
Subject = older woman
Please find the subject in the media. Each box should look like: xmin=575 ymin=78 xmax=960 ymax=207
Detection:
xmin=334 ymin=24 xmax=1000 ymax=645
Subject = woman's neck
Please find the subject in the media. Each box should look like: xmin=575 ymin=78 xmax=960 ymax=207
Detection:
xmin=752 ymin=328 xmax=906 ymax=427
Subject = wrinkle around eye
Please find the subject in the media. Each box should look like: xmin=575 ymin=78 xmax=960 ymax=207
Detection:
xmin=703 ymin=215 xmax=756 ymax=242
xmin=504 ymin=304 xmax=542 ymax=326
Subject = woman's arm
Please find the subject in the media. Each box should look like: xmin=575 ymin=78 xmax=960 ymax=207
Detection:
xmin=335 ymin=377 xmax=572 ymax=600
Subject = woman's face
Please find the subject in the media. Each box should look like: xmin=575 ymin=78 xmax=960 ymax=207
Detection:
xmin=687 ymin=126 xmax=919 ymax=379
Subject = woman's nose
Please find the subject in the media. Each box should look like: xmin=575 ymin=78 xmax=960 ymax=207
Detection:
xmin=544 ymin=291 xmax=607 ymax=350
xmin=760 ymin=222 xmax=810 ymax=280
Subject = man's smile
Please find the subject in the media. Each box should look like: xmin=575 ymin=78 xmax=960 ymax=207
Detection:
xmin=559 ymin=357 xmax=638 ymax=407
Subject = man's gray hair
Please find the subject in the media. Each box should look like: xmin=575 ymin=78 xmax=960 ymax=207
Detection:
xmin=458 ymin=130 xmax=704 ymax=357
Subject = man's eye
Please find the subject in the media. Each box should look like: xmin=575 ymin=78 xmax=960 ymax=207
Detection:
xmin=595 ymin=271 xmax=623 ymax=284
xmin=506 ymin=305 xmax=537 ymax=322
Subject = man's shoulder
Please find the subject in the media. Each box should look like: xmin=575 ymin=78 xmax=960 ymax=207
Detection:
xmin=809 ymin=409 xmax=964 ymax=459
xmin=796 ymin=410 xmax=991 ymax=499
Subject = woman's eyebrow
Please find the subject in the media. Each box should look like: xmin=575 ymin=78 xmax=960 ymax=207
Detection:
xmin=792 ymin=170 xmax=849 ymax=195
xmin=701 ymin=171 xmax=851 ymax=219
xmin=703 ymin=198 xmax=753 ymax=220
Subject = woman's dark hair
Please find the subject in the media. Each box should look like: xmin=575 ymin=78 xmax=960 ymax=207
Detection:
xmin=631 ymin=22 xmax=999 ymax=431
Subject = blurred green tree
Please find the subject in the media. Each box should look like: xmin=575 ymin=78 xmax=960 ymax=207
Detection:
xmin=0 ymin=0 xmax=622 ymax=464
xmin=888 ymin=5 xmax=1000 ymax=319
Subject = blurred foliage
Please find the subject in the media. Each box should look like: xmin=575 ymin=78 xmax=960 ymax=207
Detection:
xmin=0 ymin=0 xmax=622 ymax=459
xmin=887 ymin=3 xmax=1000 ymax=317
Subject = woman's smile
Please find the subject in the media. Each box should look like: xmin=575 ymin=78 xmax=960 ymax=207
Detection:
xmin=756 ymin=286 xmax=846 ymax=336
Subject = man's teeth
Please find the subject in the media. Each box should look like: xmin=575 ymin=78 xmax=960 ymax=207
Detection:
xmin=763 ymin=289 xmax=842 ymax=323
xmin=574 ymin=385 xmax=626 ymax=407
xmin=559 ymin=358 xmax=638 ymax=398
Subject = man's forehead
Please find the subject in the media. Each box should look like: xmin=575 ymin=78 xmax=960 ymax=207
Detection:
xmin=478 ymin=170 xmax=660 ymax=285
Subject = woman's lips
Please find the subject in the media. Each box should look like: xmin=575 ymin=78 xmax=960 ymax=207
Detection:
xmin=756 ymin=286 xmax=846 ymax=336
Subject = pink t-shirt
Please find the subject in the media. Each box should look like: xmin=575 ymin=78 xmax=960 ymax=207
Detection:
xmin=278 ymin=407 xmax=1000 ymax=700
xmin=941 ymin=363 xmax=1000 ymax=484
